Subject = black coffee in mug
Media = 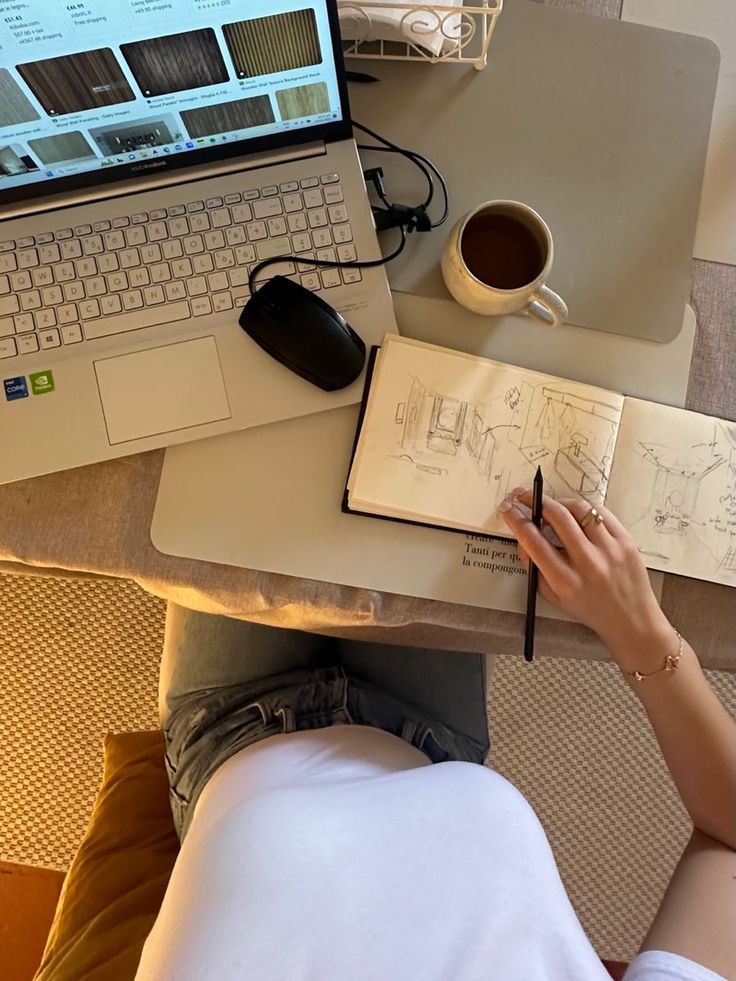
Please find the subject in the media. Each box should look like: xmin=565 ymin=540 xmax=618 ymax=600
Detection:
xmin=442 ymin=199 xmax=567 ymax=324
xmin=460 ymin=209 xmax=547 ymax=290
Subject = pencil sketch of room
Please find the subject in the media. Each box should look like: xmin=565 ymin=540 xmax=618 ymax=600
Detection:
xmin=639 ymin=432 xmax=725 ymax=537
xmin=395 ymin=377 xmax=513 ymax=484
xmin=716 ymin=421 xmax=736 ymax=572
xmin=399 ymin=377 xmax=472 ymax=453
xmin=393 ymin=376 xmax=619 ymax=498
xmin=395 ymin=377 xmax=467 ymax=471
xmin=512 ymin=384 xmax=619 ymax=496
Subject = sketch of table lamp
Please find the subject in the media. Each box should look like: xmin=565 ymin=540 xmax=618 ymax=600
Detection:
xmin=555 ymin=432 xmax=607 ymax=496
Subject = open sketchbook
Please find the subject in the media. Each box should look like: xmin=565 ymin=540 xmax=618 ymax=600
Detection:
xmin=346 ymin=335 xmax=736 ymax=588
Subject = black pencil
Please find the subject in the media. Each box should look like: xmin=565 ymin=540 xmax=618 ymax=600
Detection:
xmin=523 ymin=466 xmax=544 ymax=662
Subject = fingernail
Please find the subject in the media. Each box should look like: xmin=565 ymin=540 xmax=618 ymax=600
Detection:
xmin=512 ymin=486 xmax=527 ymax=497
xmin=498 ymin=499 xmax=513 ymax=514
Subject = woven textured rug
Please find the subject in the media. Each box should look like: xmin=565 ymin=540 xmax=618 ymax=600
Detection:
xmin=0 ymin=573 xmax=164 ymax=871
xmin=1 ymin=570 xmax=733 ymax=962
xmin=487 ymin=654 xmax=735 ymax=960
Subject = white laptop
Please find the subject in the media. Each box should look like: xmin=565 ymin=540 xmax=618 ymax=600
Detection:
xmin=0 ymin=0 xmax=396 ymax=484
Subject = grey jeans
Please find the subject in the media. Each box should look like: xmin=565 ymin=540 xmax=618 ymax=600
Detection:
xmin=159 ymin=604 xmax=491 ymax=839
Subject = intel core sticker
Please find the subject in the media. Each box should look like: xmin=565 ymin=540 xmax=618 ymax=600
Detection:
xmin=30 ymin=370 xmax=55 ymax=395
xmin=4 ymin=376 xmax=28 ymax=401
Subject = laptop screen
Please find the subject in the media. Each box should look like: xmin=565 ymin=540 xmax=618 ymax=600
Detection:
xmin=0 ymin=0 xmax=350 ymax=204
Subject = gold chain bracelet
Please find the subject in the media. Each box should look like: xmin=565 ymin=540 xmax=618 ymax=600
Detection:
xmin=625 ymin=630 xmax=683 ymax=683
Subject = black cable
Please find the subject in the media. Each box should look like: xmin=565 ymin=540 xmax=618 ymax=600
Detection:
xmin=373 ymin=179 xmax=391 ymax=209
xmin=358 ymin=144 xmax=449 ymax=226
xmin=353 ymin=121 xmax=435 ymax=207
xmin=357 ymin=143 xmax=434 ymax=210
xmin=353 ymin=120 xmax=449 ymax=227
xmin=246 ymin=121 xmax=447 ymax=295
xmin=248 ymin=225 xmax=406 ymax=295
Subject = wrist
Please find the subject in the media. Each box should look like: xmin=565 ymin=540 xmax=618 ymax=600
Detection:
xmin=603 ymin=613 xmax=676 ymax=674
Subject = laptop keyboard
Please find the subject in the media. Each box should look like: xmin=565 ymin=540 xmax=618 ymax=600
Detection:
xmin=0 ymin=173 xmax=360 ymax=361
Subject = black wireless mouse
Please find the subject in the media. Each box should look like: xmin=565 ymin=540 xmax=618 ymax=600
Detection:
xmin=239 ymin=277 xmax=366 ymax=391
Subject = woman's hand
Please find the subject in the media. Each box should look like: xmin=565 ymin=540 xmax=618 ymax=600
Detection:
xmin=499 ymin=490 xmax=676 ymax=671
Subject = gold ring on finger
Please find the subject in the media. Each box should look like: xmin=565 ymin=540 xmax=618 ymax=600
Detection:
xmin=579 ymin=506 xmax=604 ymax=530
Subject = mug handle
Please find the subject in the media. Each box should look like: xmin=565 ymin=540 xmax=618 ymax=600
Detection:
xmin=526 ymin=285 xmax=568 ymax=327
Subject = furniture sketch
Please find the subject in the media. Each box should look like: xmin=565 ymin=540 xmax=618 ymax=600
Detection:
xmin=394 ymin=374 xmax=619 ymax=499
xmin=513 ymin=384 xmax=619 ymax=493
xmin=427 ymin=396 xmax=468 ymax=454
xmin=398 ymin=377 xmax=426 ymax=448
xmin=465 ymin=409 xmax=499 ymax=478
xmin=555 ymin=433 xmax=607 ymax=496
xmin=398 ymin=378 xmax=480 ymax=461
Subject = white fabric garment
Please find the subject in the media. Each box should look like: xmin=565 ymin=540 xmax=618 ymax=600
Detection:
xmin=623 ymin=951 xmax=725 ymax=980
xmin=338 ymin=0 xmax=463 ymax=56
xmin=136 ymin=726 xmax=723 ymax=981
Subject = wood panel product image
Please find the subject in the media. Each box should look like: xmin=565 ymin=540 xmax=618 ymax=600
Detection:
xmin=223 ymin=9 xmax=322 ymax=79
xmin=16 ymin=49 xmax=135 ymax=116
xmin=0 ymin=69 xmax=40 ymax=127
xmin=28 ymin=131 xmax=96 ymax=165
xmin=182 ymin=96 xmax=275 ymax=139
xmin=120 ymin=29 xmax=229 ymax=97
xmin=276 ymin=81 xmax=330 ymax=120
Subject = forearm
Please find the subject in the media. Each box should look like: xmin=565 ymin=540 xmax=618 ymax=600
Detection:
xmin=500 ymin=491 xmax=736 ymax=849
xmin=615 ymin=630 xmax=736 ymax=851
xmin=640 ymin=829 xmax=736 ymax=978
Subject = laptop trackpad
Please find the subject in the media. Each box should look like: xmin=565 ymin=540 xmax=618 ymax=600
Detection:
xmin=94 ymin=337 xmax=231 ymax=445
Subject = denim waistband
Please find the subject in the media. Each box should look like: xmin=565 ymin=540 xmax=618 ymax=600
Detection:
xmin=163 ymin=664 xmax=488 ymax=839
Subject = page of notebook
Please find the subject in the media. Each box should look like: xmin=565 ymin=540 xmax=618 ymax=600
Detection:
xmin=348 ymin=335 xmax=625 ymax=536
xmin=605 ymin=398 xmax=736 ymax=587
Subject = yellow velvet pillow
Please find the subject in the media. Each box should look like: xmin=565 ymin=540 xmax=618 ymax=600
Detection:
xmin=34 ymin=731 xmax=179 ymax=981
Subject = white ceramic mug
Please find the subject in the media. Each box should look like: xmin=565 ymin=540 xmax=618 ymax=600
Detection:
xmin=441 ymin=200 xmax=568 ymax=326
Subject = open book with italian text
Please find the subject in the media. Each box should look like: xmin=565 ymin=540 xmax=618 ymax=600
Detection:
xmin=345 ymin=335 xmax=736 ymax=587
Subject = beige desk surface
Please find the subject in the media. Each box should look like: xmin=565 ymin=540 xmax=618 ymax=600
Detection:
xmin=1 ymin=0 xmax=734 ymax=670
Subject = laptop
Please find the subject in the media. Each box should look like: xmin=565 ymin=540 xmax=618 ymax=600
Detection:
xmin=0 ymin=0 xmax=396 ymax=484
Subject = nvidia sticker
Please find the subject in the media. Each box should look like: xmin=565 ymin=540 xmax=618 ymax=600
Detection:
xmin=30 ymin=370 xmax=55 ymax=395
